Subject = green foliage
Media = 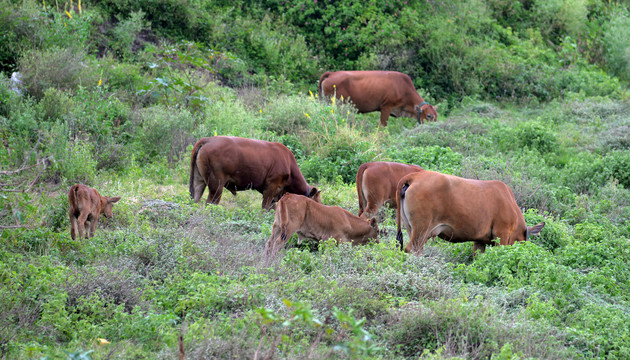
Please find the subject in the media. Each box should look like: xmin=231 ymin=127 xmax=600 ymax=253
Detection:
xmin=132 ymin=105 xmax=196 ymax=164
xmin=19 ymin=47 xmax=97 ymax=100
xmin=603 ymin=6 xmax=630 ymax=81
xmin=301 ymin=139 xmax=378 ymax=184
xmin=110 ymin=11 xmax=149 ymax=60
xmin=387 ymin=145 xmax=463 ymax=174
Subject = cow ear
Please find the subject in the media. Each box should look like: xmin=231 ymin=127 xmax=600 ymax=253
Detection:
xmin=528 ymin=222 xmax=545 ymax=236
xmin=308 ymin=187 xmax=320 ymax=198
xmin=108 ymin=196 xmax=121 ymax=203
xmin=369 ymin=218 xmax=378 ymax=228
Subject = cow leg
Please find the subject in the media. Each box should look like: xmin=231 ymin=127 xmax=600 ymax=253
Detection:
xmin=77 ymin=212 xmax=89 ymax=239
xmin=379 ymin=107 xmax=393 ymax=126
xmin=205 ymin=175 xmax=224 ymax=205
xmin=266 ymin=224 xmax=298 ymax=255
xmin=265 ymin=222 xmax=288 ymax=255
xmin=404 ymin=227 xmax=430 ymax=255
xmin=473 ymin=241 xmax=486 ymax=256
xmin=88 ymin=215 xmax=99 ymax=238
xmin=261 ymin=181 xmax=282 ymax=211
xmin=361 ymin=197 xmax=382 ymax=219
xmin=69 ymin=214 xmax=78 ymax=240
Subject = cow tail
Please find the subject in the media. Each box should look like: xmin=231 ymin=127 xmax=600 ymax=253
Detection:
xmin=318 ymin=72 xmax=331 ymax=99
xmin=278 ymin=198 xmax=289 ymax=243
xmin=189 ymin=138 xmax=210 ymax=199
xmin=69 ymin=184 xmax=78 ymax=205
xmin=396 ymin=180 xmax=410 ymax=251
xmin=356 ymin=163 xmax=368 ymax=216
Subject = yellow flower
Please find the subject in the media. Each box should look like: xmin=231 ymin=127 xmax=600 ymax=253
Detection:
xmin=78 ymin=0 xmax=82 ymax=14
xmin=331 ymin=109 xmax=334 ymax=115
xmin=65 ymin=10 xmax=72 ymax=19
xmin=98 ymin=79 xmax=102 ymax=86
xmin=96 ymin=338 xmax=110 ymax=346
xmin=340 ymin=95 xmax=344 ymax=101
xmin=259 ymin=109 xmax=262 ymax=113
xmin=309 ymin=90 xmax=314 ymax=99
xmin=304 ymin=113 xmax=310 ymax=118
xmin=214 ymin=131 xmax=217 ymax=136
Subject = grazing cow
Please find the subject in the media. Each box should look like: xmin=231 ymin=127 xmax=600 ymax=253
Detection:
xmin=189 ymin=136 xmax=321 ymax=210
xmin=318 ymin=71 xmax=438 ymax=126
xmin=396 ymin=170 xmax=545 ymax=254
xmin=68 ymin=184 xmax=121 ymax=240
xmin=356 ymin=161 xmax=423 ymax=218
xmin=265 ymin=194 xmax=379 ymax=256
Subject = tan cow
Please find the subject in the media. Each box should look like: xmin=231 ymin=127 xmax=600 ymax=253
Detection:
xmin=396 ymin=170 xmax=545 ymax=254
xmin=318 ymin=71 xmax=438 ymax=126
xmin=356 ymin=161 xmax=423 ymax=218
xmin=189 ymin=136 xmax=321 ymax=210
xmin=68 ymin=184 xmax=121 ymax=240
xmin=265 ymin=194 xmax=379 ymax=256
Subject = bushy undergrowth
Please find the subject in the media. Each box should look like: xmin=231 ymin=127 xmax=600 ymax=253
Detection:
xmin=1 ymin=1 xmax=630 ymax=359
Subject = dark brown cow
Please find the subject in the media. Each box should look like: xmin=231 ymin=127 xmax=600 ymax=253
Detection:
xmin=356 ymin=161 xmax=423 ymax=218
xmin=68 ymin=184 xmax=121 ymax=240
xmin=318 ymin=71 xmax=438 ymax=126
xmin=189 ymin=136 xmax=320 ymax=210
xmin=265 ymin=193 xmax=379 ymax=256
xmin=396 ymin=170 xmax=545 ymax=254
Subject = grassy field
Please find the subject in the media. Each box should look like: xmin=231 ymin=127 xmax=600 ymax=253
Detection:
xmin=1 ymin=0 xmax=630 ymax=359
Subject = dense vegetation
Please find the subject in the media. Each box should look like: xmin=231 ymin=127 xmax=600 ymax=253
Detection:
xmin=1 ymin=0 xmax=629 ymax=359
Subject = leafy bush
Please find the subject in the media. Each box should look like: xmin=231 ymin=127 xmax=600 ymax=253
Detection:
xmin=132 ymin=105 xmax=196 ymax=164
xmin=110 ymin=11 xmax=149 ymax=60
xmin=387 ymin=145 xmax=463 ymax=175
xmin=19 ymin=47 xmax=97 ymax=100
xmin=603 ymin=6 xmax=630 ymax=81
xmin=301 ymin=139 xmax=379 ymax=184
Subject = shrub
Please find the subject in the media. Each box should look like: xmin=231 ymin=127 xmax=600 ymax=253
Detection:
xmin=132 ymin=105 xmax=196 ymax=164
xmin=301 ymin=139 xmax=379 ymax=184
xmin=18 ymin=47 xmax=97 ymax=100
xmin=603 ymin=6 xmax=630 ymax=81
xmin=110 ymin=11 xmax=149 ymax=60
xmin=387 ymin=145 xmax=463 ymax=175
xmin=56 ymin=140 xmax=98 ymax=184
xmin=385 ymin=299 xmax=572 ymax=359
xmin=41 ymin=87 xmax=73 ymax=121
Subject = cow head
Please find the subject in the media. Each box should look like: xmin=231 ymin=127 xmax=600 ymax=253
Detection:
xmin=362 ymin=218 xmax=379 ymax=244
xmin=526 ymin=222 xmax=545 ymax=240
xmin=306 ymin=187 xmax=322 ymax=203
xmin=101 ymin=196 xmax=121 ymax=218
xmin=415 ymin=102 xmax=438 ymax=124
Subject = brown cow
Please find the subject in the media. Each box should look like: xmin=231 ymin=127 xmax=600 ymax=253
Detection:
xmin=189 ymin=136 xmax=321 ymax=210
xmin=356 ymin=161 xmax=423 ymax=218
xmin=395 ymin=170 xmax=545 ymax=254
xmin=68 ymin=184 xmax=121 ymax=240
xmin=318 ymin=71 xmax=438 ymax=126
xmin=265 ymin=193 xmax=379 ymax=256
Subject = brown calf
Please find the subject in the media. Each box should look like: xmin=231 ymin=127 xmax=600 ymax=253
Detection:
xmin=356 ymin=161 xmax=423 ymax=218
xmin=396 ymin=170 xmax=545 ymax=254
xmin=265 ymin=194 xmax=379 ymax=256
xmin=68 ymin=184 xmax=120 ymax=240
